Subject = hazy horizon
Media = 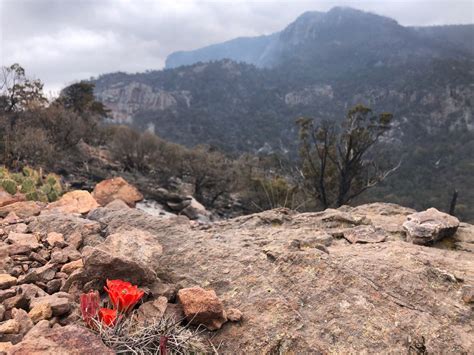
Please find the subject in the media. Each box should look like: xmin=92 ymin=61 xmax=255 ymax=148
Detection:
xmin=1 ymin=0 xmax=473 ymax=93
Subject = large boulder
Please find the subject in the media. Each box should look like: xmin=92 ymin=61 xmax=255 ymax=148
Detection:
xmin=177 ymin=287 xmax=227 ymax=330
xmin=403 ymin=208 xmax=460 ymax=245
xmin=7 ymin=324 xmax=114 ymax=354
xmin=92 ymin=177 xmax=143 ymax=207
xmin=45 ymin=190 xmax=99 ymax=214
xmin=65 ymin=229 xmax=162 ymax=291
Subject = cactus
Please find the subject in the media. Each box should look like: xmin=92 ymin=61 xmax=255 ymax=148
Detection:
xmin=10 ymin=173 xmax=24 ymax=185
xmin=0 ymin=166 xmax=8 ymax=179
xmin=22 ymin=166 xmax=41 ymax=185
xmin=0 ymin=167 xmax=64 ymax=202
xmin=1 ymin=179 xmax=17 ymax=195
xmin=47 ymin=190 xmax=59 ymax=202
xmin=20 ymin=177 xmax=36 ymax=194
xmin=25 ymin=191 xmax=39 ymax=201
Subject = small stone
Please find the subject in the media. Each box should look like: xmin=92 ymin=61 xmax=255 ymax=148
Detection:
xmin=12 ymin=308 xmax=33 ymax=335
xmin=46 ymin=232 xmax=65 ymax=248
xmin=7 ymin=244 xmax=32 ymax=256
xmin=6 ymin=232 xmax=41 ymax=250
xmin=0 ymin=288 xmax=17 ymax=303
xmin=136 ymin=297 xmax=168 ymax=325
xmin=50 ymin=250 xmax=68 ymax=264
xmin=60 ymin=259 xmax=83 ymax=275
xmin=28 ymin=303 xmax=53 ymax=323
xmin=0 ymin=305 xmax=5 ymax=321
xmin=46 ymin=279 xmax=62 ymax=294
xmin=0 ymin=319 xmax=20 ymax=334
xmin=3 ymin=294 xmax=28 ymax=311
xmin=226 ymin=308 xmax=243 ymax=322
xmin=30 ymin=293 xmax=71 ymax=316
xmin=55 ymin=272 xmax=68 ymax=279
xmin=33 ymin=263 xmax=57 ymax=282
xmin=0 ymin=274 xmax=17 ymax=290
xmin=177 ymin=287 xmax=227 ymax=330
xmin=461 ymin=285 xmax=474 ymax=304
xmin=29 ymin=252 xmax=48 ymax=265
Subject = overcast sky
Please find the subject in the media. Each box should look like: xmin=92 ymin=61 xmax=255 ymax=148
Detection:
xmin=1 ymin=0 xmax=473 ymax=94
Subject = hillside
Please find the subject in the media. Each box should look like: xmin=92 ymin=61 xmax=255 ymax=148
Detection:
xmin=93 ymin=7 xmax=474 ymax=220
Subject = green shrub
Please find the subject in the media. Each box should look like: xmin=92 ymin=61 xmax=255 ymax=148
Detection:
xmin=10 ymin=173 xmax=24 ymax=185
xmin=1 ymin=179 xmax=17 ymax=195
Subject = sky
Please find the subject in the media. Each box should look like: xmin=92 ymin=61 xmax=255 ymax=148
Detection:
xmin=1 ymin=0 xmax=473 ymax=94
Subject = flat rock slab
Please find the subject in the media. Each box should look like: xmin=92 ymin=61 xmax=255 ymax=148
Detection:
xmin=7 ymin=324 xmax=114 ymax=354
xmin=343 ymin=225 xmax=387 ymax=244
xmin=403 ymin=208 xmax=460 ymax=245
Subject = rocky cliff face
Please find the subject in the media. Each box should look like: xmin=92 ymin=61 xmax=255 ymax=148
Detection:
xmin=0 ymin=178 xmax=473 ymax=353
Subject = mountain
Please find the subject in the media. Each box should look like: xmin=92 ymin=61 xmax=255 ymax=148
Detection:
xmin=165 ymin=7 xmax=473 ymax=70
xmin=93 ymin=7 xmax=474 ymax=220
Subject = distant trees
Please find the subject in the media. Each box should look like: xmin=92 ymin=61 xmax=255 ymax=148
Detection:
xmin=297 ymin=104 xmax=399 ymax=209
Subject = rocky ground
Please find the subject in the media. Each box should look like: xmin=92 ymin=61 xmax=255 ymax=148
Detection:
xmin=0 ymin=178 xmax=473 ymax=354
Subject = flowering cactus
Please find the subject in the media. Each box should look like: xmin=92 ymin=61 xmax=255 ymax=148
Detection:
xmin=80 ymin=290 xmax=100 ymax=327
xmin=104 ymin=279 xmax=144 ymax=313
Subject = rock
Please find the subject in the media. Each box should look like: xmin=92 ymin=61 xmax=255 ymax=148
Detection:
xmin=403 ymin=208 xmax=460 ymax=245
xmin=1 ymin=212 xmax=21 ymax=225
xmin=7 ymin=324 xmax=114 ymax=354
xmin=0 ymin=274 xmax=16 ymax=290
xmin=136 ymin=296 xmax=168 ymax=325
xmin=181 ymin=197 xmax=212 ymax=221
xmin=0 ymin=190 xmax=24 ymax=208
xmin=92 ymin=177 xmax=143 ymax=207
xmin=343 ymin=225 xmax=387 ymax=244
xmin=46 ymin=279 xmax=62 ymax=294
xmin=6 ymin=233 xmax=40 ymax=250
xmin=105 ymin=199 xmax=131 ymax=210
xmin=163 ymin=303 xmax=184 ymax=322
xmin=461 ymin=285 xmax=474 ymax=304
xmin=3 ymin=294 xmax=28 ymax=311
xmin=0 ymin=341 xmax=12 ymax=353
xmin=78 ymin=229 xmax=162 ymax=288
xmin=29 ymin=293 xmax=71 ymax=317
xmin=0 ymin=289 xmax=17 ymax=303
xmin=29 ymin=252 xmax=47 ymax=265
xmin=45 ymin=232 xmax=65 ymax=248
xmin=0 ymin=319 xmax=19 ymax=335
xmin=60 ymin=259 xmax=83 ymax=275
xmin=17 ymin=284 xmax=47 ymax=302
xmin=46 ymin=190 xmax=99 ymax=215
xmin=11 ymin=308 xmax=33 ymax=335
xmin=50 ymin=250 xmax=68 ymax=264
xmin=226 ymin=308 xmax=243 ymax=322
xmin=28 ymin=303 xmax=53 ymax=323
xmin=27 ymin=213 xmax=101 ymax=247
xmin=0 ymin=305 xmax=4 ymax=321
xmin=177 ymin=287 xmax=227 ymax=330
xmin=22 ymin=263 xmax=57 ymax=283
xmin=0 ymin=201 xmax=44 ymax=219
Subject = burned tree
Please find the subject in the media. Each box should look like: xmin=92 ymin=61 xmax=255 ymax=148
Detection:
xmin=297 ymin=104 xmax=399 ymax=209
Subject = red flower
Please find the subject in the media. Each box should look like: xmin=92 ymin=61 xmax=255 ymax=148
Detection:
xmin=80 ymin=291 xmax=100 ymax=327
xmin=98 ymin=308 xmax=117 ymax=327
xmin=104 ymin=279 xmax=144 ymax=313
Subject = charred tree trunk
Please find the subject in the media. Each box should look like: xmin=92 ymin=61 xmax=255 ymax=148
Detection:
xmin=449 ymin=189 xmax=458 ymax=216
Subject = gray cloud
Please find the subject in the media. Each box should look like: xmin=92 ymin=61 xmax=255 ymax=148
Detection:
xmin=1 ymin=0 xmax=472 ymax=93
